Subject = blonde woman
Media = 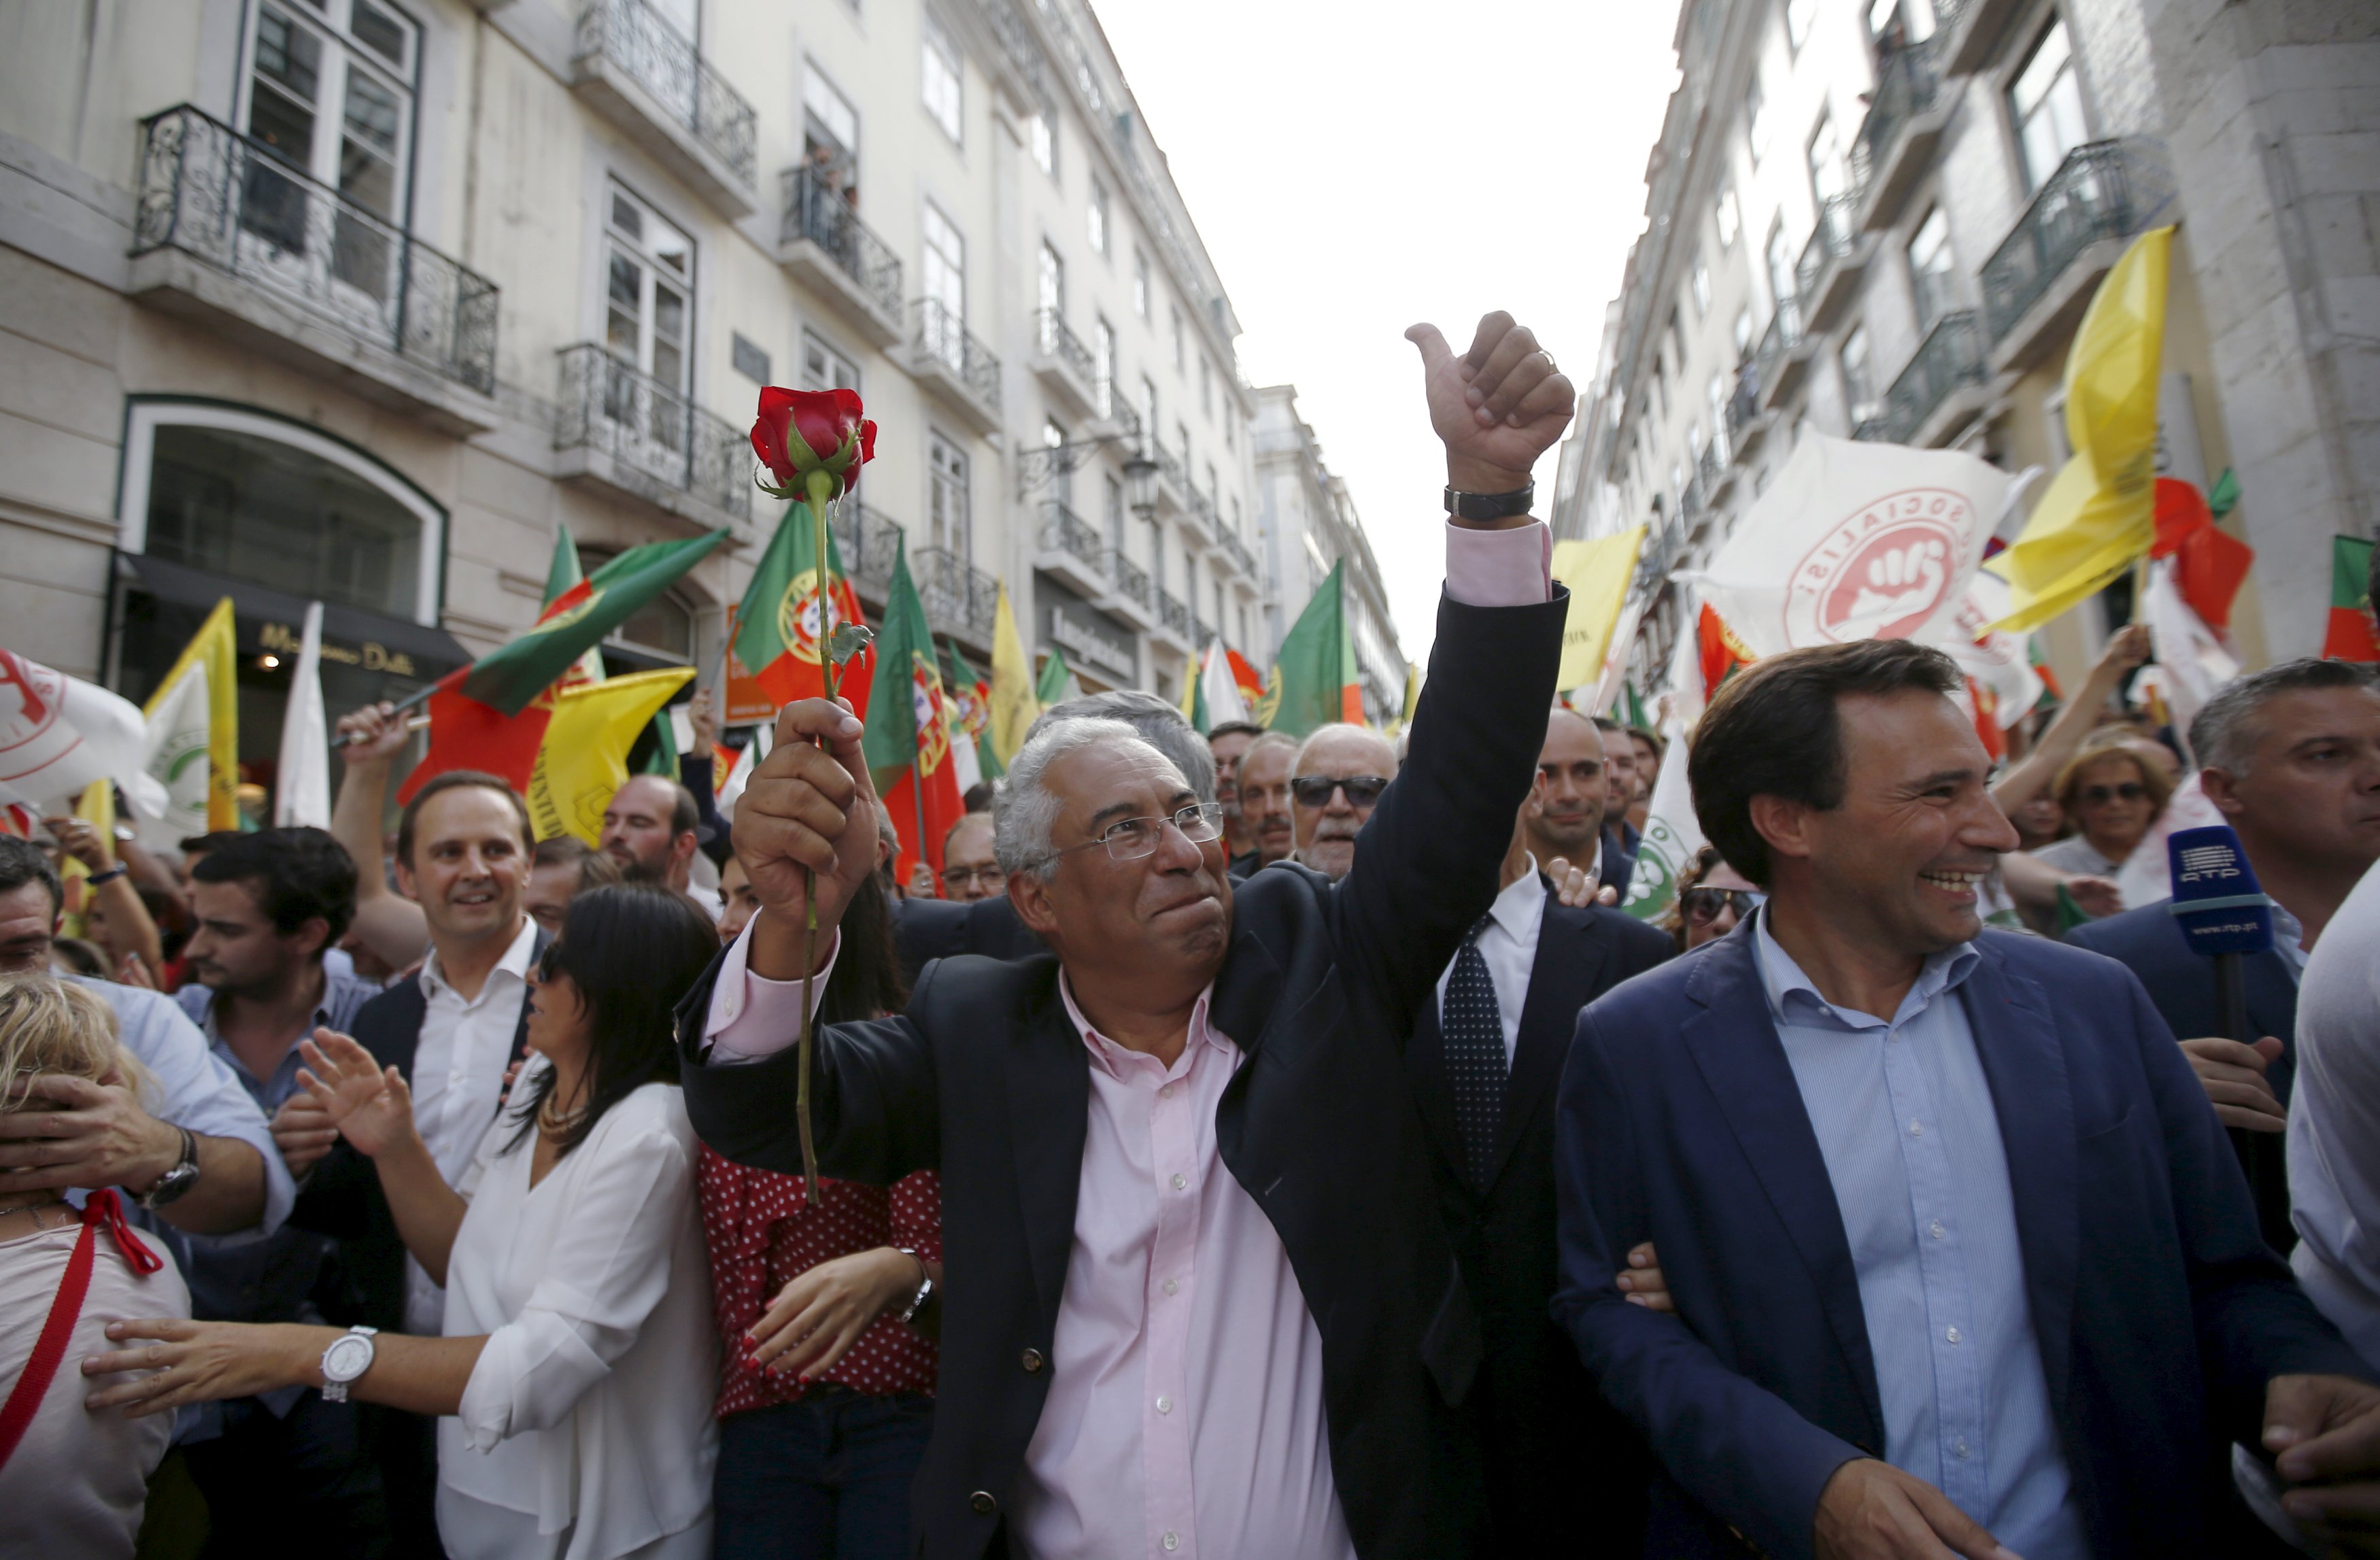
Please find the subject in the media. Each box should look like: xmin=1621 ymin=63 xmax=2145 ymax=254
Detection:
xmin=0 ymin=975 xmax=187 ymax=1560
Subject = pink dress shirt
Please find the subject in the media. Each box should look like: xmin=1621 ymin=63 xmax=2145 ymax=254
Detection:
xmin=702 ymin=519 xmax=1550 ymax=1559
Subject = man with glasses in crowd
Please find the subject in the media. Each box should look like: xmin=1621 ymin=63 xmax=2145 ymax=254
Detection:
xmin=1289 ymin=724 xmax=1399 ymax=882
xmin=681 ymin=309 xmax=1576 ymax=1559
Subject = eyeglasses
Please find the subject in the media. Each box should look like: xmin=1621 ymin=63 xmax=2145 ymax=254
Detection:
xmin=1289 ymin=775 xmax=1390 ymax=808
xmin=536 ymin=942 xmax=562 ymax=983
xmin=940 ymin=865 xmax=1005 ymax=890
xmin=1680 ymin=887 xmax=1763 ymax=925
xmin=2079 ymin=782 xmax=2148 ymax=805
xmin=1043 ymin=802 xmax=1226 ymax=866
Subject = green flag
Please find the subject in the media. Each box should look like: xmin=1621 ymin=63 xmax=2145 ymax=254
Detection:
xmin=1260 ymin=560 xmax=1361 ymax=736
xmin=862 ymin=536 xmax=930 ymax=776
xmin=862 ymin=535 xmax=964 ymax=880
xmin=1035 ymin=644 xmax=1078 ymax=707
xmin=464 ymin=530 xmax=729 ymax=714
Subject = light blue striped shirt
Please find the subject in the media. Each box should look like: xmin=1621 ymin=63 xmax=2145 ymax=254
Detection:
xmin=1752 ymin=910 xmax=2089 ymax=1559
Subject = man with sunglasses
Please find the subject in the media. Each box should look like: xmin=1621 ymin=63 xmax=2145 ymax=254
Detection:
xmin=1289 ymin=725 xmax=1399 ymax=880
xmin=681 ymin=311 xmax=1576 ymax=1560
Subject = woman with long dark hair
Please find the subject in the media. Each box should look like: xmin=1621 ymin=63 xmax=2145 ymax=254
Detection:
xmin=84 ymin=885 xmax=726 ymax=1560
xmin=700 ymin=865 xmax=945 ymax=1560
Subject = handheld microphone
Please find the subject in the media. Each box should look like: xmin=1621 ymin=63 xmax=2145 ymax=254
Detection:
xmin=2166 ymin=824 xmax=2274 ymax=1042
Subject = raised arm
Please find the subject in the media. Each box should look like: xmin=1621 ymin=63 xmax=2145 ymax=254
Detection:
xmin=1990 ymin=624 xmax=2148 ymax=812
xmin=330 ymin=702 xmax=430 ymax=969
xmin=298 ymin=1030 xmax=468 ymax=1285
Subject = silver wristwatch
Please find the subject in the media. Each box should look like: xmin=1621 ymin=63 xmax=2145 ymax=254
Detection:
xmin=137 ymin=1126 xmax=201 ymax=1210
xmin=319 ymin=1325 xmax=378 ymax=1402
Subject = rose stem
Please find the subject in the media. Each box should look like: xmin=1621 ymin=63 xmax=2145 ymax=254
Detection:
xmin=795 ymin=469 xmax=838 ymax=1208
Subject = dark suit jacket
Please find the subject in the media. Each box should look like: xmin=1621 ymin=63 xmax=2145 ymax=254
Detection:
xmin=1407 ymin=894 xmax=1672 ymax=1554
xmin=891 ymin=893 xmax=1045 ymax=986
xmin=287 ymin=932 xmax=547 ymax=1332
xmin=1600 ymin=822 xmax=1638 ymax=903
xmin=2067 ymin=899 xmax=2298 ymax=1251
xmin=681 ymin=588 xmax=1568 ymax=1560
xmin=1552 ymin=926 xmax=2366 ymax=1560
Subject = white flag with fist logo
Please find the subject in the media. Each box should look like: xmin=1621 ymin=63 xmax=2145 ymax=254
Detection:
xmin=1688 ymin=435 xmax=2011 ymax=659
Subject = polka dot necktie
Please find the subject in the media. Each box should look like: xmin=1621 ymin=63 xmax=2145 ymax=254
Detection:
xmin=1443 ymin=917 xmax=1508 ymax=1191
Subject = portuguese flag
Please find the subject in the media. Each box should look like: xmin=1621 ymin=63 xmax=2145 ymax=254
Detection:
xmin=462 ymin=530 xmax=728 ymax=714
xmin=1261 ymin=559 xmax=1362 ymax=736
xmin=861 ymin=535 xmax=964 ymax=887
xmin=939 ymin=639 xmax=999 ymax=779
xmin=732 ymin=501 xmax=877 ymax=720
xmin=2325 ymin=535 xmax=2379 ymax=662
xmin=544 ymin=524 xmax=607 ymax=692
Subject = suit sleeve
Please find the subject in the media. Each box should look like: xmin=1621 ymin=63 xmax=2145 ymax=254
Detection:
xmin=1552 ymin=1013 xmax=1862 ymax=1560
xmin=2119 ymin=972 xmax=2375 ymax=1434
xmin=1331 ymin=582 xmax=1568 ymax=1040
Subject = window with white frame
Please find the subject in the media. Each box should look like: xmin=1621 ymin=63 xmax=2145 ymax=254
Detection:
xmin=1707 ymin=372 xmax=1728 ymax=443
xmin=1042 ymin=418 xmax=1070 ymax=504
xmin=1766 ymin=222 xmax=1797 ymax=322
xmin=1715 ymin=179 xmax=1740 ymax=248
xmin=1841 ymin=324 xmax=1880 ymax=425
xmin=1177 ymin=421 xmax=1191 ymax=477
xmin=928 ymin=430 xmax=970 ymax=558
xmin=1104 ymin=472 xmax=1125 ymax=550
xmin=1733 ymin=307 xmax=1754 ymax=362
xmin=1149 ymin=515 xmax=1167 ymax=592
xmin=1747 ymin=71 xmax=1771 ymax=166
xmin=1809 ymin=112 xmax=1850 ymax=205
xmin=1170 ymin=305 xmax=1185 ymax=371
xmin=1199 ymin=356 xmax=1212 ymax=417
xmin=1689 ymin=246 xmax=1711 ymax=316
xmin=1038 ymin=241 xmax=1065 ymax=350
xmin=801 ymin=330 xmax=860 ymax=394
xmin=1229 ymin=495 xmax=1241 ymax=536
xmin=1088 ymin=178 xmax=1109 ymax=255
xmin=921 ymin=201 xmax=966 ymax=364
xmin=2009 ymin=20 xmax=2089 ymax=192
xmin=1094 ymin=317 xmax=1117 ymax=418
xmin=804 ymin=63 xmax=860 ymax=194
xmin=1133 ymin=250 xmax=1150 ymax=319
xmin=1030 ymin=110 xmax=1056 ymax=177
xmin=921 ymin=12 xmax=964 ymax=145
xmin=1907 ymin=206 xmax=1956 ymax=331
xmin=1206 ymin=460 xmax=1218 ymax=505
xmin=1140 ymin=375 xmax=1158 ymax=442
xmin=605 ymin=182 xmax=694 ymax=392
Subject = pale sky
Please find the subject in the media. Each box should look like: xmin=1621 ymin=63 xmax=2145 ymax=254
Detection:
xmin=1091 ymin=0 xmax=1685 ymax=663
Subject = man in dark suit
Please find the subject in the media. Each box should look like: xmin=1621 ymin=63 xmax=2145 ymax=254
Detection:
xmin=681 ymin=311 xmax=1574 ymax=1560
xmin=2067 ymin=658 xmax=2380 ymax=1254
xmin=1554 ymin=639 xmax=2380 ymax=1560
xmin=1408 ymin=706 xmax=1673 ymax=1555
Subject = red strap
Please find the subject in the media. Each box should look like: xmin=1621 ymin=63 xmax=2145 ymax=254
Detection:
xmin=0 ymin=1189 xmax=161 ymax=1471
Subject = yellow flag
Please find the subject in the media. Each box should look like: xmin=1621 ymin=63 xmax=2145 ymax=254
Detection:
xmin=526 ymin=667 xmax=695 ymax=845
xmin=1552 ymin=526 xmax=1648 ymax=690
xmin=1986 ymin=226 xmax=2173 ymax=632
xmin=989 ymin=583 xmax=1038 ymax=767
xmin=146 ymin=597 xmax=240 ymax=830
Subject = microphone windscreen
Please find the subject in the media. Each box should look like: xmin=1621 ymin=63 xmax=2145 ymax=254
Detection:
xmin=2166 ymin=824 xmax=2275 ymax=956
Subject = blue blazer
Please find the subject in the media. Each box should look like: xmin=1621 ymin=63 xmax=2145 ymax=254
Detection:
xmin=1552 ymin=923 xmax=2366 ymax=1560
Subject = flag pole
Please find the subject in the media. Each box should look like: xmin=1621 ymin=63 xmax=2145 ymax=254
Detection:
xmin=329 ymin=680 xmax=438 ymax=747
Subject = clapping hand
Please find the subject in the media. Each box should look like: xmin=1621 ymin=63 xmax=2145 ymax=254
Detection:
xmin=1406 ymin=311 xmax=1576 ymax=499
xmin=269 ymin=1091 xmax=341 ymax=1178
xmin=296 ymin=1030 xmax=416 ymax=1159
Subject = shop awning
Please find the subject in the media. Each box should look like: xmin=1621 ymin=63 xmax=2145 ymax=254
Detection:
xmin=114 ymin=551 xmax=473 ymax=683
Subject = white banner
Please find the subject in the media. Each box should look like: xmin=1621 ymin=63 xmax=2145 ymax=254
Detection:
xmin=141 ymin=660 xmax=215 ymax=849
xmin=2141 ymin=558 xmax=2239 ymax=764
xmin=1933 ymin=572 xmax=2042 ymax=730
xmin=275 ymin=603 xmax=331 ymax=829
xmin=1620 ymin=717 xmax=1705 ymax=923
xmin=0 ymin=649 xmax=166 ymax=815
xmin=1690 ymin=434 xmax=2012 ymax=660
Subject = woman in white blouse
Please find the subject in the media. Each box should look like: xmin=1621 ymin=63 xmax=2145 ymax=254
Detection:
xmin=83 ymin=885 xmax=726 ymax=1560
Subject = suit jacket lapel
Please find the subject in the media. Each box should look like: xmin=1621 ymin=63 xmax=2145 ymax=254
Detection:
xmin=1960 ymin=943 xmax=2079 ymax=1408
xmin=1482 ymin=900 xmax=1613 ymax=1189
xmin=1005 ymin=966 xmax=1092 ymax=1316
xmin=1680 ymin=930 xmax=1886 ymax=1445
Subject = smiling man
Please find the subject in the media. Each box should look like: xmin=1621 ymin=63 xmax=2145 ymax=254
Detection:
xmin=681 ymin=311 xmax=1576 ymax=1560
xmin=1552 ymin=639 xmax=2380 ymax=1560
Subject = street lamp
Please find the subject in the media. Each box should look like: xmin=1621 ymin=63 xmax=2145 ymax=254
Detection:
xmin=1121 ymin=444 xmax=1159 ymax=522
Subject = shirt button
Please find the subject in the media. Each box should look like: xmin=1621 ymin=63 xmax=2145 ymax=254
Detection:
xmin=1162 ymin=1535 xmax=1180 ymax=1553
xmin=1170 ymin=1173 xmax=1187 ymax=1191
xmin=1945 ymin=1326 xmax=1962 ymax=1345
xmin=1020 ymin=1348 xmax=1044 ymax=1374
xmin=1162 ymin=1278 xmax=1179 ymax=1296
xmin=1159 ymin=1083 xmax=1175 ymax=1098
xmin=1955 ymin=1438 xmax=1971 ymax=1460
xmin=1929 ymin=1220 xmax=1946 ymax=1240
xmin=1155 ymin=1394 xmax=1172 ymax=1414
xmin=970 ymin=1491 xmax=998 ymax=1516
xmin=1907 ymin=1119 xmax=1924 ymax=1138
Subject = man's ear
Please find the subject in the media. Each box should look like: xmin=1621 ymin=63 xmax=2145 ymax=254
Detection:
xmin=2200 ymin=767 xmax=2246 ymax=819
xmin=1746 ymin=794 xmax=1817 ymax=869
xmin=293 ymin=916 xmax=330 ymax=960
xmin=1009 ymin=870 xmax=1061 ymax=938
xmin=393 ymin=858 xmax=419 ymax=902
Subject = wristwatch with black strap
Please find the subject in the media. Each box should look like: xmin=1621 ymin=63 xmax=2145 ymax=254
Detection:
xmin=1443 ymin=480 xmax=1534 ymax=522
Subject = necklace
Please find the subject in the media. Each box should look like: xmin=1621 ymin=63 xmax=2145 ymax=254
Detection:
xmin=0 ymin=1192 xmax=65 ymax=1219
xmin=537 ymin=1091 xmax=588 ymax=1136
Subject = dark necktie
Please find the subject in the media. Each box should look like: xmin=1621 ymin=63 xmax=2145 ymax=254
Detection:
xmin=1442 ymin=917 xmax=1508 ymax=1191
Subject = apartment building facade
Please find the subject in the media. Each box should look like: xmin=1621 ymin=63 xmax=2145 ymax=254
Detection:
xmin=0 ymin=0 xmax=1277 ymax=790
xmin=1553 ymin=0 xmax=2380 ymax=700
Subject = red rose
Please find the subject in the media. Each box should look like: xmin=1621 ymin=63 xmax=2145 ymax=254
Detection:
xmin=752 ymin=386 xmax=878 ymax=501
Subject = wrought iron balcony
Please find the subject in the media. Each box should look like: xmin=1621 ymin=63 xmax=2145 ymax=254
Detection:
xmin=1753 ymin=300 xmax=1809 ymax=413
xmin=1035 ymin=500 xmax=1108 ymax=598
xmin=1155 ymin=588 xmax=1195 ymax=647
xmin=129 ymin=104 xmax=499 ymax=431
xmin=1979 ymin=139 xmax=2171 ymax=369
xmin=906 ymin=299 xmax=1002 ymax=433
xmin=779 ymin=167 xmax=904 ymax=345
xmin=916 ymin=545 xmax=998 ymax=645
xmin=554 ymin=344 xmax=749 ymax=523
xmin=1149 ymin=442 xmax=1189 ymax=515
xmin=1178 ymin=485 xmax=1215 ymax=545
xmin=828 ymin=502 xmax=906 ymax=602
xmin=1032 ymin=308 xmax=1098 ymax=418
xmin=572 ymin=0 xmax=757 ymax=218
xmin=1217 ymin=526 xmax=1258 ymax=583
xmin=1850 ymin=37 xmax=1946 ymax=229
xmin=1794 ymin=194 xmax=1872 ymax=333
xmin=1101 ymin=547 xmax=1153 ymax=617
xmin=1724 ymin=362 xmax=1770 ymax=461
xmin=1855 ymin=311 xmax=1987 ymax=446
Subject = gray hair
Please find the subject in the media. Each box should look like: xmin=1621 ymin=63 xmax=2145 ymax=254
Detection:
xmin=1027 ymin=690 xmax=1216 ymax=803
xmin=993 ymin=717 xmax=1180 ymax=881
xmin=1291 ymin=722 xmax=1398 ymax=776
xmin=2189 ymin=658 xmax=2378 ymax=775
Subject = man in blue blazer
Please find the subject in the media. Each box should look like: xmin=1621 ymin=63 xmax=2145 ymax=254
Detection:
xmin=1554 ymin=639 xmax=2380 ymax=1560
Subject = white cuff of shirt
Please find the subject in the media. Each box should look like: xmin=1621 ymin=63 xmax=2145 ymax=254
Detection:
xmin=701 ymin=917 xmax=842 ymax=1064
xmin=1443 ymin=518 xmax=1552 ymax=607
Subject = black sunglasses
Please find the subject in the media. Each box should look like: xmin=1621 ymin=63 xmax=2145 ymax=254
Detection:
xmin=2079 ymin=781 xmax=2148 ymax=805
xmin=1680 ymin=887 xmax=1763 ymax=924
xmin=1290 ymin=775 xmax=1390 ymax=808
xmin=537 ymin=942 xmax=562 ymax=983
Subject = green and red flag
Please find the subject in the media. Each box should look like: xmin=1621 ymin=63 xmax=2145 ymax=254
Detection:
xmin=461 ymin=530 xmax=728 ymax=715
xmin=2325 ymin=535 xmax=2379 ymax=662
xmin=1259 ymin=560 xmax=1362 ymax=736
xmin=396 ymin=671 xmax=551 ymax=804
xmin=732 ymin=501 xmax=877 ymax=721
xmin=544 ymin=524 xmax=607 ymax=692
xmin=861 ymin=535 xmax=965 ymax=886
xmin=1035 ymin=644 xmax=1081 ymax=707
xmin=939 ymin=639 xmax=998 ymax=780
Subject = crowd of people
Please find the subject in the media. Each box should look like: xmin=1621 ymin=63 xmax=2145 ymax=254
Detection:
xmin=3 ymin=310 xmax=2379 ymax=1560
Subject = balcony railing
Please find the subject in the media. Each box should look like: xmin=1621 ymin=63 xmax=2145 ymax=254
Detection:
xmin=912 ymin=299 xmax=1002 ymax=417
xmin=131 ymin=105 xmax=498 ymax=395
xmin=555 ymin=344 xmax=749 ymax=518
xmin=1038 ymin=501 xmax=1104 ymax=566
xmin=1035 ymin=308 xmax=1095 ymax=382
xmin=1156 ymin=589 xmax=1193 ymax=644
xmin=1099 ymin=548 xmax=1150 ymax=613
xmin=1724 ymin=362 xmax=1763 ymax=445
xmin=574 ymin=0 xmax=755 ymax=186
xmin=1218 ymin=527 xmax=1257 ymax=580
xmin=1856 ymin=310 xmax=1986 ymax=445
xmin=1752 ymin=299 xmax=1805 ymax=409
xmin=1850 ymin=37 xmax=1941 ymax=196
xmin=828 ymin=502 xmax=905 ymax=599
xmin=780 ymin=167 xmax=904 ymax=322
xmin=916 ymin=545 xmax=998 ymax=643
xmin=1980 ymin=139 xmax=2168 ymax=348
xmin=1695 ymin=438 xmax=1727 ymax=496
xmin=1795 ymin=194 xmax=1863 ymax=317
